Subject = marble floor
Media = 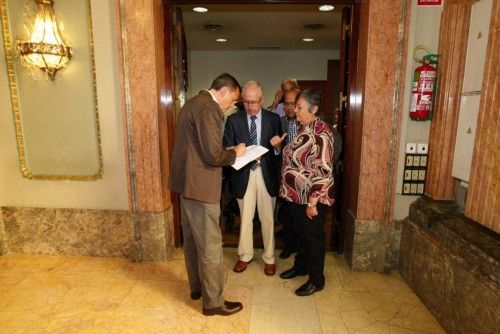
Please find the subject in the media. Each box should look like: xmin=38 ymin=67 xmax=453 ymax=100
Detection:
xmin=0 ymin=248 xmax=445 ymax=334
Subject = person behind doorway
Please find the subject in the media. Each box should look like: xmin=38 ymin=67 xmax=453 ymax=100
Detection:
xmin=277 ymin=88 xmax=301 ymax=259
xmin=169 ymin=73 xmax=246 ymax=316
xmin=278 ymin=89 xmax=335 ymax=296
xmin=223 ymin=80 xmax=283 ymax=276
xmin=269 ymin=77 xmax=299 ymax=117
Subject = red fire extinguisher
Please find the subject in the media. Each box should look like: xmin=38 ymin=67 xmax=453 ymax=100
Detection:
xmin=410 ymin=52 xmax=439 ymax=121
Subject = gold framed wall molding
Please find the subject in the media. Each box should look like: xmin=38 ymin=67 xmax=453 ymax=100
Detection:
xmin=0 ymin=0 xmax=103 ymax=181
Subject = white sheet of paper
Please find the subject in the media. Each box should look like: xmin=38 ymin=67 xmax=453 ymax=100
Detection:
xmin=232 ymin=145 xmax=269 ymax=170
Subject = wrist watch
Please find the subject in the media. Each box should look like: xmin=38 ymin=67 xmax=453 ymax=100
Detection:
xmin=307 ymin=202 xmax=316 ymax=208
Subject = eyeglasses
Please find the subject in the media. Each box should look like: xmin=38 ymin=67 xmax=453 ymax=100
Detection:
xmin=243 ymin=100 xmax=261 ymax=106
xmin=283 ymin=102 xmax=296 ymax=107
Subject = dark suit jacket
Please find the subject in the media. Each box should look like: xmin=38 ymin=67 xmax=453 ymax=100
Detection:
xmin=280 ymin=116 xmax=289 ymax=145
xmin=223 ymin=108 xmax=282 ymax=199
xmin=169 ymin=90 xmax=236 ymax=203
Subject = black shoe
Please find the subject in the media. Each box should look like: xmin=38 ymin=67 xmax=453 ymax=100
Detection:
xmin=202 ymin=300 xmax=243 ymax=316
xmin=279 ymin=267 xmax=307 ymax=279
xmin=295 ymin=281 xmax=324 ymax=296
xmin=191 ymin=291 xmax=202 ymax=300
xmin=279 ymin=249 xmax=292 ymax=259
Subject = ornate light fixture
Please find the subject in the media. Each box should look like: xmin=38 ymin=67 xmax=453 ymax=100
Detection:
xmin=17 ymin=0 xmax=73 ymax=80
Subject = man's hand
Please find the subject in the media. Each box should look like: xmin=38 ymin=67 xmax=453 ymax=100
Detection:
xmin=274 ymin=89 xmax=283 ymax=103
xmin=270 ymin=133 xmax=287 ymax=150
xmin=233 ymin=143 xmax=246 ymax=156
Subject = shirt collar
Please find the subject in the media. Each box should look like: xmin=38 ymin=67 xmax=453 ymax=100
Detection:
xmin=205 ymin=89 xmax=218 ymax=104
xmin=247 ymin=109 xmax=262 ymax=121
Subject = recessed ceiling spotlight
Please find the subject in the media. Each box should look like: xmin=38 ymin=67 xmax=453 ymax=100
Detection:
xmin=304 ymin=23 xmax=325 ymax=30
xmin=318 ymin=4 xmax=335 ymax=12
xmin=203 ymin=23 xmax=223 ymax=31
xmin=193 ymin=7 xmax=208 ymax=13
xmin=302 ymin=38 xmax=314 ymax=42
xmin=216 ymin=38 xmax=227 ymax=43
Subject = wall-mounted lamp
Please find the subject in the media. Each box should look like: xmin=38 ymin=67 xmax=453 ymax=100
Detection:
xmin=17 ymin=0 xmax=73 ymax=80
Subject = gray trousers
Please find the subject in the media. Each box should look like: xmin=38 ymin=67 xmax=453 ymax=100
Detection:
xmin=180 ymin=196 xmax=224 ymax=309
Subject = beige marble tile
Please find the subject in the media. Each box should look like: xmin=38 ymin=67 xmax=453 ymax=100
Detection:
xmin=0 ymin=309 xmax=51 ymax=333
xmin=249 ymin=297 xmax=321 ymax=334
xmin=0 ymin=250 xmax=446 ymax=334
xmin=0 ymin=253 xmax=67 ymax=273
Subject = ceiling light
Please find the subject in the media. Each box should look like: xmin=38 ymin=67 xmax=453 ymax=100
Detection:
xmin=203 ymin=23 xmax=223 ymax=31
xmin=318 ymin=5 xmax=335 ymax=12
xmin=304 ymin=24 xmax=325 ymax=30
xmin=302 ymin=38 xmax=314 ymax=42
xmin=216 ymin=38 xmax=227 ymax=43
xmin=193 ymin=7 xmax=208 ymax=13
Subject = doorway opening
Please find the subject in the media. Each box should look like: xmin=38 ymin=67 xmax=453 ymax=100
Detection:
xmin=167 ymin=1 xmax=356 ymax=254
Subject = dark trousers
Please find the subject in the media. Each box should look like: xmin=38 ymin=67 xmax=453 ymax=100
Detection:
xmin=289 ymin=201 xmax=327 ymax=287
xmin=280 ymin=198 xmax=298 ymax=252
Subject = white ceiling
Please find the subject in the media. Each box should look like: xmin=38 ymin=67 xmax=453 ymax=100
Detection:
xmin=179 ymin=4 xmax=346 ymax=51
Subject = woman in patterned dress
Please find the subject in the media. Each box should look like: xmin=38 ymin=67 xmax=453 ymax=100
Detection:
xmin=278 ymin=89 xmax=335 ymax=296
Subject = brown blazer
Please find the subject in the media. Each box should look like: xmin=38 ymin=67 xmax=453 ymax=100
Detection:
xmin=169 ymin=90 xmax=236 ymax=203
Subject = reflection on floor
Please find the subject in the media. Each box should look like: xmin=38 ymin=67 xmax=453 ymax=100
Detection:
xmin=0 ymin=248 xmax=445 ymax=333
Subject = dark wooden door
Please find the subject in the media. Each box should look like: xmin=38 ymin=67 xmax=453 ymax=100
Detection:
xmin=334 ymin=6 xmax=353 ymax=254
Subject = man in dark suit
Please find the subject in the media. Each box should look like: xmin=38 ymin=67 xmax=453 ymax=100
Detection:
xmin=277 ymin=88 xmax=300 ymax=259
xmin=169 ymin=73 xmax=246 ymax=316
xmin=223 ymin=81 xmax=283 ymax=276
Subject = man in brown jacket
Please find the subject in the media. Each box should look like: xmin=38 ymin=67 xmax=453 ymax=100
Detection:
xmin=169 ymin=73 xmax=246 ymax=316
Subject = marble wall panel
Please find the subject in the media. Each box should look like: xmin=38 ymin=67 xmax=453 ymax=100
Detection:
xmin=400 ymin=218 xmax=500 ymax=334
xmin=136 ymin=207 xmax=173 ymax=261
xmin=344 ymin=210 xmax=403 ymax=272
xmin=2 ymin=207 xmax=133 ymax=257
xmin=1 ymin=206 xmax=174 ymax=260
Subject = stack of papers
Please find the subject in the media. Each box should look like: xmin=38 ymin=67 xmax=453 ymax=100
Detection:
xmin=232 ymin=145 xmax=269 ymax=170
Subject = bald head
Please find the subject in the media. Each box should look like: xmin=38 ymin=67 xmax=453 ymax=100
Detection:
xmin=242 ymin=81 xmax=264 ymax=116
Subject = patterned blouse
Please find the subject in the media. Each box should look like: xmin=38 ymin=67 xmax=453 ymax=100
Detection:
xmin=279 ymin=119 xmax=334 ymax=206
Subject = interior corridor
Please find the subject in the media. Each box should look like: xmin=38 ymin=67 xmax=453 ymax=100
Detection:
xmin=0 ymin=248 xmax=445 ymax=333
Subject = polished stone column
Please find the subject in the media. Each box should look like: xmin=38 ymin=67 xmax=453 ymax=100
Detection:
xmin=116 ymin=0 xmax=174 ymax=260
xmin=465 ymin=0 xmax=499 ymax=232
xmin=344 ymin=0 xmax=410 ymax=271
xmin=425 ymin=0 xmax=471 ymax=200
xmin=119 ymin=0 xmax=171 ymax=213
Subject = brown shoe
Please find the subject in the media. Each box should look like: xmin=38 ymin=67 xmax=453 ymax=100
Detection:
xmin=264 ymin=263 xmax=276 ymax=276
xmin=203 ymin=300 xmax=243 ymax=316
xmin=233 ymin=259 xmax=252 ymax=273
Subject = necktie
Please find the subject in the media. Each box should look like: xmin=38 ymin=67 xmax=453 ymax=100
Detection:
xmin=249 ymin=116 xmax=258 ymax=170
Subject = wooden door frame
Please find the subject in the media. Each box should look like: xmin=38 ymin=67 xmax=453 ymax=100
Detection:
xmin=163 ymin=0 xmax=358 ymax=247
